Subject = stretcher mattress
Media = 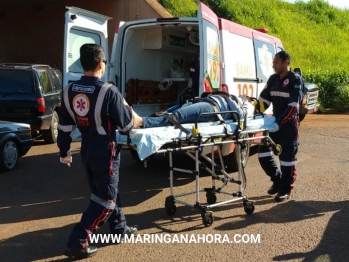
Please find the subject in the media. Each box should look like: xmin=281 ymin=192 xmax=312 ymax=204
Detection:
xmin=116 ymin=115 xmax=275 ymax=160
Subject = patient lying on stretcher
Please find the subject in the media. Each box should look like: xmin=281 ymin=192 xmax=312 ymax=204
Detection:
xmin=131 ymin=93 xmax=255 ymax=129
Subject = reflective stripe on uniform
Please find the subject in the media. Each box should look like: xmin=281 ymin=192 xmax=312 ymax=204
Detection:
xmin=118 ymin=121 xmax=133 ymax=133
xmin=280 ymin=160 xmax=297 ymax=166
xmin=258 ymin=151 xmax=273 ymax=158
xmin=95 ymin=83 xmax=112 ymax=135
xmin=58 ymin=124 xmax=76 ymax=132
xmin=288 ymin=102 xmax=299 ymax=109
xmin=63 ymin=84 xmax=76 ymax=123
xmin=270 ymin=91 xmax=290 ymax=98
xmin=91 ymin=193 xmax=116 ymax=210
xmin=259 ymin=97 xmax=271 ymax=105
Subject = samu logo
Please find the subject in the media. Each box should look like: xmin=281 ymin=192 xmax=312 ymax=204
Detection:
xmin=73 ymin=94 xmax=90 ymax=116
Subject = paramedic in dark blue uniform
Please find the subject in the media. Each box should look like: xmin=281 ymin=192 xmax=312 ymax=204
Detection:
xmin=58 ymin=44 xmax=139 ymax=259
xmin=258 ymin=50 xmax=305 ymax=202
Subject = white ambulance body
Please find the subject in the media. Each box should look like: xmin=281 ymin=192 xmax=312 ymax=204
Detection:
xmin=63 ymin=2 xmax=310 ymax=169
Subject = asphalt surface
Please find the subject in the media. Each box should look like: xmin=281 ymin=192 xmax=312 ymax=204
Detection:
xmin=0 ymin=114 xmax=348 ymax=262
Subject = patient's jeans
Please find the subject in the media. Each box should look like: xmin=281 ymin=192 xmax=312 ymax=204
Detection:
xmin=142 ymin=102 xmax=228 ymax=128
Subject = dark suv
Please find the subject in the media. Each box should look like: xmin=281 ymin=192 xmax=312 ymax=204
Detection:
xmin=0 ymin=64 xmax=62 ymax=143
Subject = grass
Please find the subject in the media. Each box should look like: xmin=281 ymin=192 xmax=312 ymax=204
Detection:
xmin=157 ymin=0 xmax=349 ymax=112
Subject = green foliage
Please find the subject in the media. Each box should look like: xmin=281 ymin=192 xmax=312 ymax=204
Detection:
xmin=158 ymin=0 xmax=197 ymax=17
xmin=306 ymin=70 xmax=349 ymax=112
xmin=158 ymin=0 xmax=349 ymax=112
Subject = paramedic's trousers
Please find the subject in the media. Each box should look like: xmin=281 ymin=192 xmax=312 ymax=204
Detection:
xmin=142 ymin=101 xmax=230 ymax=128
xmin=66 ymin=141 xmax=127 ymax=249
xmin=258 ymin=122 xmax=299 ymax=194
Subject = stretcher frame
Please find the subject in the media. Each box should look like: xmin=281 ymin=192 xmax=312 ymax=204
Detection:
xmin=119 ymin=111 xmax=280 ymax=226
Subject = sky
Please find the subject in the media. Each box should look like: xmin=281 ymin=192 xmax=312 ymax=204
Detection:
xmin=282 ymin=0 xmax=349 ymax=9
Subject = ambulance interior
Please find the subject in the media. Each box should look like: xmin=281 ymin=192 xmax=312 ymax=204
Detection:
xmin=119 ymin=22 xmax=200 ymax=116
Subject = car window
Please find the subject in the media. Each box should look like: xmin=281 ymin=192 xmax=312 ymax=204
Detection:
xmin=38 ymin=70 xmax=53 ymax=94
xmin=48 ymin=70 xmax=62 ymax=91
xmin=68 ymin=29 xmax=101 ymax=74
xmin=0 ymin=69 xmax=35 ymax=94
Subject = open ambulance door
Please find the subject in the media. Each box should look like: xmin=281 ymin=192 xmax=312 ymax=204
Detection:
xmin=197 ymin=2 xmax=221 ymax=94
xmin=63 ymin=7 xmax=111 ymax=87
xmin=108 ymin=21 xmax=127 ymax=92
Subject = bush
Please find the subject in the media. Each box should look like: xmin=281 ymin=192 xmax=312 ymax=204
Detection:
xmin=306 ymin=70 xmax=349 ymax=112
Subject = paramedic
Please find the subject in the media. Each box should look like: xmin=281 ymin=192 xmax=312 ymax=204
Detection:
xmin=58 ymin=43 xmax=139 ymax=259
xmin=132 ymin=93 xmax=253 ymax=128
xmin=258 ymin=50 xmax=304 ymax=202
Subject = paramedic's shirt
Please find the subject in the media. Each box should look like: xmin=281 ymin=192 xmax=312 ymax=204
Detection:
xmin=259 ymin=71 xmax=303 ymax=126
xmin=57 ymin=76 xmax=133 ymax=157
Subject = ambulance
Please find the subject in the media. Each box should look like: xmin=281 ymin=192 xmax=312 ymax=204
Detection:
xmin=63 ymin=2 xmax=319 ymax=170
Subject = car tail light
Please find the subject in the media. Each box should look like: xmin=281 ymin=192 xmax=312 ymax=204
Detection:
xmin=37 ymin=97 xmax=46 ymax=113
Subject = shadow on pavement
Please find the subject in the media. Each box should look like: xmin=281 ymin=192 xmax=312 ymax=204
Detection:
xmin=0 ymin=148 xmax=199 ymax=225
xmin=0 ymin=224 xmax=73 ymax=262
xmin=272 ymin=200 xmax=349 ymax=262
xmin=213 ymin=199 xmax=349 ymax=261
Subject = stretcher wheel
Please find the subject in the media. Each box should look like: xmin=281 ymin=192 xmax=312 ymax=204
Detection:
xmin=243 ymin=202 xmax=255 ymax=215
xmin=165 ymin=205 xmax=177 ymax=216
xmin=206 ymin=192 xmax=217 ymax=205
xmin=201 ymin=211 xmax=214 ymax=227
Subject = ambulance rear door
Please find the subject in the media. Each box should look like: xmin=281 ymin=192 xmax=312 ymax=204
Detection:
xmin=197 ymin=2 xmax=221 ymax=93
xmin=63 ymin=7 xmax=111 ymax=87
xmin=252 ymin=30 xmax=277 ymax=98
xmin=218 ymin=19 xmax=258 ymax=98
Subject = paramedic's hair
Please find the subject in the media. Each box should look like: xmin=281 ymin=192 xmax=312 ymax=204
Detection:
xmin=275 ymin=50 xmax=291 ymax=63
xmin=79 ymin=44 xmax=105 ymax=71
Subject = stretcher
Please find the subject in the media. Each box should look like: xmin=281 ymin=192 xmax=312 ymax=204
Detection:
xmin=116 ymin=111 xmax=281 ymax=226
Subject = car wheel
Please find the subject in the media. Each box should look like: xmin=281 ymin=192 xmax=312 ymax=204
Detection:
xmin=0 ymin=139 xmax=19 ymax=171
xmin=43 ymin=111 xmax=59 ymax=144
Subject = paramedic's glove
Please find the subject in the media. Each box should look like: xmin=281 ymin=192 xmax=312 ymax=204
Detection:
xmin=60 ymin=151 xmax=72 ymax=167
xmin=187 ymin=78 xmax=193 ymax=88
xmin=269 ymin=123 xmax=279 ymax=132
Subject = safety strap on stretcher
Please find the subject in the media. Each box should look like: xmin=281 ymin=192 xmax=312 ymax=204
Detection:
xmin=163 ymin=114 xmax=192 ymax=138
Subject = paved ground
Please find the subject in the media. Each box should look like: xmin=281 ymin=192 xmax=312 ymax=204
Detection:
xmin=0 ymin=114 xmax=348 ymax=262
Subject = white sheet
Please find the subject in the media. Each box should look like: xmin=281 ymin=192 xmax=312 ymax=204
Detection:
xmin=116 ymin=115 xmax=275 ymax=161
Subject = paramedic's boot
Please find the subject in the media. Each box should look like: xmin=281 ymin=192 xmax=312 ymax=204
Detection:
xmin=125 ymin=225 xmax=138 ymax=236
xmin=64 ymin=245 xmax=97 ymax=259
xmin=119 ymin=225 xmax=138 ymax=243
xmin=275 ymin=187 xmax=290 ymax=202
xmin=267 ymin=182 xmax=279 ymax=195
